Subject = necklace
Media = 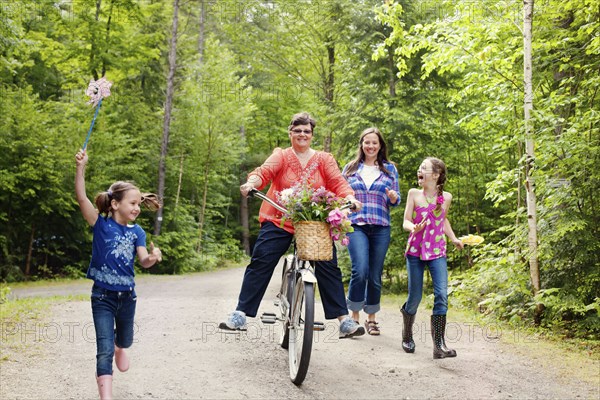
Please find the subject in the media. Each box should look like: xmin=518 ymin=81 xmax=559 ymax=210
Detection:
xmin=423 ymin=190 xmax=437 ymax=204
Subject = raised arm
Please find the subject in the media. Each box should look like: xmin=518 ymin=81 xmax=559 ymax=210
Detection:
xmin=75 ymin=150 xmax=99 ymax=227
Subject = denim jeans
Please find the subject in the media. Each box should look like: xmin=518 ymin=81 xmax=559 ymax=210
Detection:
xmin=236 ymin=221 xmax=348 ymax=319
xmin=346 ymin=224 xmax=391 ymax=314
xmin=404 ymin=255 xmax=448 ymax=316
xmin=91 ymin=284 xmax=137 ymax=376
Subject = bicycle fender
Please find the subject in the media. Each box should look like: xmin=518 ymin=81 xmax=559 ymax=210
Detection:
xmin=299 ymin=268 xmax=317 ymax=284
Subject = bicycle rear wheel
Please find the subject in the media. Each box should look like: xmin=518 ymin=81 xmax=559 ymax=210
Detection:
xmin=288 ymin=275 xmax=314 ymax=385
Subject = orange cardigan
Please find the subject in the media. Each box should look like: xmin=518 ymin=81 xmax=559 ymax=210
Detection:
xmin=248 ymin=147 xmax=354 ymax=234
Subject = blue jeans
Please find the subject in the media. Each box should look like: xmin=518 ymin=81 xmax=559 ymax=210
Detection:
xmin=404 ymin=255 xmax=448 ymax=316
xmin=236 ymin=221 xmax=348 ymax=319
xmin=346 ymin=225 xmax=391 ymax=314
xmin=91 ymin=284 xmax=137 ymax=376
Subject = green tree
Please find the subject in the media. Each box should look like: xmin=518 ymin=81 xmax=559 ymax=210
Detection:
xmin=377 ymin=0 xmax=600 ymax=336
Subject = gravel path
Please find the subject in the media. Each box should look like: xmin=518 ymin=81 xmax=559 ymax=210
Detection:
xmin=1 ymin=264 xmax=598 ymax=399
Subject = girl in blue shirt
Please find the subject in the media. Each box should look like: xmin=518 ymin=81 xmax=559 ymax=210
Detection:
xmin=342 ymin=128 xmax=400 ymax=335
xmin=75 ymin=149 xmax=162 ymax=399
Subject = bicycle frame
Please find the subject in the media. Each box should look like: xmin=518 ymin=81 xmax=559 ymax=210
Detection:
xmin=250 ymin=188 xmax=354 ymax=385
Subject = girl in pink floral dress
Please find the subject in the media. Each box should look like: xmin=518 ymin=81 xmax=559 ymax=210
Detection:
xmin=400 ymin=157 xmax=463 ymax=359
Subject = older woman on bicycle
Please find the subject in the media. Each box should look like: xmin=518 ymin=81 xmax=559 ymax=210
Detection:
xmin=220 ymin=112 xmax=365 ymax=338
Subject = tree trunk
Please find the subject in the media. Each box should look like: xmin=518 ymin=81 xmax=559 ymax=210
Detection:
xmin=24 ymin=223 xmax=35 ymax=280
xmin=323 ymin=42 xmax=335 ymax=153
xmin=197 ymin=125 xmax=214 ymax=252
xmin=197 ymin=158 xmax=211 ymax=253
xmin=198 ymin=0 xmax=206 ymax=64
xmin=154 ymin=0 xmax=180 ymax=236
xmin=239 ymin=126 xmax=251 ymax=255
xmin=174 ymin=151 xmax=184 ymax=210
xmin=101 ymin=0 xmax=114 ymax=77
xmin=387 ymin=48 xmax=396 ymax=98
xmin=523 ymin=0 xmax=542 ymax=306
xmin=90 ymin=0 xmax=102 ymax=80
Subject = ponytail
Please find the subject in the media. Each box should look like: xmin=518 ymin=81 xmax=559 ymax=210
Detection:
xmin=95 ymin=191 xmax=113 ymax=216
xmin=435 ymin=183 xmax=445 ymax=213
xmin=426 ymin=157 xmax=447 ymax=213
xmin=140 ymin=193 xmax=162 ymax=211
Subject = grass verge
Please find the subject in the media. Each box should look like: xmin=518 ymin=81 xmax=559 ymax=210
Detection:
xmin=0 ymin=291 xmax=88 ymax=362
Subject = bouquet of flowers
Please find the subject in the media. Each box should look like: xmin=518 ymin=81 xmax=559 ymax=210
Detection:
xmin=276 ymin=179 xmax=354 ymax=246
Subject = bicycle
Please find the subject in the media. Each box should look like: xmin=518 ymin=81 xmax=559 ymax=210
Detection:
xmin=248 ymin=188 xmax=354 ymax=385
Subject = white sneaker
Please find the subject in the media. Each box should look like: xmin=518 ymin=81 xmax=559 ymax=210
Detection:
xmin=339 ymin=316 xmax=365 ymax=338
xmin=218 ymin=310 xmax=247 ymax=331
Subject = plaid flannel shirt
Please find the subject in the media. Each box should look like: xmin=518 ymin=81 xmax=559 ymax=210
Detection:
xmin=343 ymin=161 xmax=400 ymax=226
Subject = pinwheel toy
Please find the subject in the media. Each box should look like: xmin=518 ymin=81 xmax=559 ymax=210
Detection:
xmin=82 ymin=77 xmax=112 ymax=150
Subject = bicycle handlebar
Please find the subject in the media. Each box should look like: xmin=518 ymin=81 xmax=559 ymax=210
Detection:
xmin=248 ymin=188 xmax=288 ymax=213
xmin=248 ymin=188 xmax=357 ymax=214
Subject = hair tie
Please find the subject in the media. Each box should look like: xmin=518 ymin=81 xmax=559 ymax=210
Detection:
xmin=107 ymin=190 xmax=113 ymax=197
xmin=436 ymin=195 xmax=444 ymax=205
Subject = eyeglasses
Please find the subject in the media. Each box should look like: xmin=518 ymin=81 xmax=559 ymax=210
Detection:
xmin=290 ymin=128 xmax=313 ymax=135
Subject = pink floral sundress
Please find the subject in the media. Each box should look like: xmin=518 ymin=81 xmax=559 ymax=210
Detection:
xmin=405 ymin=202 xmax=447 ymax=261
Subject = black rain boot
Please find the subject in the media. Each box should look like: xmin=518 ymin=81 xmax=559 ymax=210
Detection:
xmin=400 ymin=304 xmax=416 ymax=353
xmin=431 ymin=314 xmax=457 ymax=359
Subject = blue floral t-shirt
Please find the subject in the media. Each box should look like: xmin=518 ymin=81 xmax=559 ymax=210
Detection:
xmin=87 ymin=215 xmax=146 ymax=291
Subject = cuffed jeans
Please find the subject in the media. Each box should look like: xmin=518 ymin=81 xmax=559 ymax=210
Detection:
xmin=346 ymin=224 xmax=391 ymax=314
xmin=236 ymin=221 xmax=348 ymax=319
xmin=404 ymin=255 xmax=448 ymax=316
xmin=91 ymin=284 xmax=136 ymax=376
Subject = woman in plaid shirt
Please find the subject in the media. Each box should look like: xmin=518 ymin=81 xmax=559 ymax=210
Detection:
xmin=342 ymin=127 xmax=400 ymax=335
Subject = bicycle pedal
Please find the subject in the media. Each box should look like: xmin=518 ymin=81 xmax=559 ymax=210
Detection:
xmin=313 ymin=321 xmax=325 ymax=331
xmin=260 ymin=313 xmax=277 ymax=324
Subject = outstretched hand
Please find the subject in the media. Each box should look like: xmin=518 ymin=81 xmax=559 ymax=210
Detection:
xmin=149 ymin=242 xmax=162 ymax=262
xmin=149 ymin=242 xmax=162 ymax=263
xmin=451 ymin=238 xmax=464 ymax=250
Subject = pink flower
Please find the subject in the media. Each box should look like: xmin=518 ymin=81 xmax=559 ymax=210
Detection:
xmin=436 ymin=195 xmax=444 ymax=205
xmin=326 ymin=208 xmax=344 ymax=226
xmin=341 ymin=236 xmax=350 ymax=246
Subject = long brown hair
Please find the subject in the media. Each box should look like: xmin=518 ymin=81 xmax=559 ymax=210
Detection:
xmin=94 ymin=181 xmax=161 ymax=217
xmin=344 ymin=127 xmax=394 ymax=177
xmin=426 ymin=157 xmax=447 ymax=213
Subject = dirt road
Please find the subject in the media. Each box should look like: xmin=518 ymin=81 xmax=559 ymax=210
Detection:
xmin=1 ymin=264 xmax=598 ymax=399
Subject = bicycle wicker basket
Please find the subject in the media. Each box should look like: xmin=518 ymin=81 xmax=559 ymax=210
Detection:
xmin=294 ymin=221 xmax=333 ymax=261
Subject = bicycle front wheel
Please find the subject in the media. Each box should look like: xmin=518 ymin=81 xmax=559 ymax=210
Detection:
xmin=278 ymin=257 xmax=294 ymax=350
xmin=288 ymin=275 xmax=314 ymax=385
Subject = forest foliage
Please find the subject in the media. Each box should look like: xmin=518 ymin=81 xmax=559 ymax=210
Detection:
xmin=1 ymin=0 xmax=598 ymax=339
